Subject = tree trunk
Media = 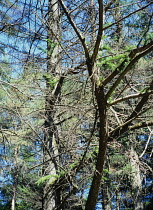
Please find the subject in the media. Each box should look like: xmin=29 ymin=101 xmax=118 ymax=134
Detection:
xmin=43 ymin=0 xmax=62 ymax=209
xmin=101 ymin=157 xmax=111 ymax=210
xmin=129 ymin=147 xmax=143 ymax=210
xmin=114 ymin=0 xmax=123 ymax=44
xmin=85 ymin=85 xmax=108 ymax=210
xmin=11 ymin=167 xmax=18 ymax=210
xmin=11 ymin=147 xmax=19 ymax=210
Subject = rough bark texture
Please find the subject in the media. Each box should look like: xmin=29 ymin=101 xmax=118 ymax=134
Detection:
xmin=101 ymin=159 xmax=111 ymax=210
xmin=129 ymin=147 xmax=143 ymax=210
xmin=43 ymin=0 xmax=62 ymax=209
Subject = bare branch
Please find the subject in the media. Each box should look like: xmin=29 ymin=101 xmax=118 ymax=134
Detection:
xmin=129 ymin=121 xmax=153 ymax=131
xmin=58 ymin=0 xmax=89 ymax=58
xmin=139 ymin=128 xmax=153 ymax=158
xmin=103 ymin=2 xmax=153 ymax=31
xmin=109 ymin=91 xmax=153 ymax=106
xmin=91 ymin=0 xmax=104 ymax=63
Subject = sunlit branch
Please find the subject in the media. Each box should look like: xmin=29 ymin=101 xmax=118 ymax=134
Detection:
xmin=125 ymin=79 xmax=153 ymax=122
xmin=139 ymin=127 xmax=153 ymax=158
xmin=129 ymin=121 xmax=153 ymax=131
xmin=109 ymin=91 xmax=153 ymax=106
xmin=106 ymin=45 xmax=153 ymax=100
xmin=102 ymin=40 xmax=153 ymax=86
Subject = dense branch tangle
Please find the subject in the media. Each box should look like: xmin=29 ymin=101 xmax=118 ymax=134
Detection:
xmin=58 ymin=0 xmax=153 ymax=209
xmin=0 ymin=0 xmax=153 ymax=210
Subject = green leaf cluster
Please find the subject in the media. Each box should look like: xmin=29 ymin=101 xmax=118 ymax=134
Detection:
xmin=36 ymin=175 xmax=56 ymax=186
xmin=43 ymin=73 xmax=59 ymax=89
xmin=97 ymin=43 xmax=136 ymax=72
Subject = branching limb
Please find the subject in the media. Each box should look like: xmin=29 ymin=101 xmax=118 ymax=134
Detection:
xmin=58 ymin=0 xmax=89 ymax=58
xmin=109 ymin=91 xmax=153 ymax=106
xmin=91 ymin=0 xmax=104 ymax=63
xmin=103 ymin=40 xmax=153 ymax=86
xmin=106 ymin=45 xmax=153 ymax=100
xmin=129 ymin=121 xmax=153 ymax=131
xmin=139 ymin=127 xmax=153 ymax=158
xmin=110 ymin=106 xmax=121 ymax=125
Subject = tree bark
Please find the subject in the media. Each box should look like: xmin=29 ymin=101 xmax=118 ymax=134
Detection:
xmin=43 ymin=1 xmax=62 ymax=209
xmin=11 ymin=166 xmax=18 ymax=210
xmin=85 ymin=85 xmax=108 ymax=210
xmin=101 ymin=157 xmax=111 ymax=210
xmin=11 ymin=147 xmax=19 ymax=210
xmin=129 ymin=147 xmax=143 ymax=210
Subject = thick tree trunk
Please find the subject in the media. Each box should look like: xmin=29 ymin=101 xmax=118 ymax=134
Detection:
xmin=85 ymin=86 xmax=108 ymax=210
xmin=101 ymin=158 xmax=111 ymax=210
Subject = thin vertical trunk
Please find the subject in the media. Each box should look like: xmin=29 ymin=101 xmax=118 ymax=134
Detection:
xmin=85 ymin=1 xmax=107 ymax=209
xmin=114 ymin=0 xmax=123 ymax=44
xmin=11 ymin=148 xmax=19 ymax=210
xmin=11 ymin=167 xmax=18 ymax=210
xmin=43 ymin=1 xmax=62 ymax=209
xmin=116 ymin=190 xmax=120 ymax=210
xmin=129 ymin=147 xmax=143 ymax=210
xmin=90 ymin=0 xmax=96 ymax=47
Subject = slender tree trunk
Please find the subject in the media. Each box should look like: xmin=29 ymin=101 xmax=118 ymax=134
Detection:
xmin=116 ymin=189 xmax=120 ymax=210
xmin=114 ymin=0 xmax=123 ymax=44
xmin=85 ymin=2 xmax=107 ymax=208
xmin=11 ymin=148 xmax=19 ymax=210
xmin=43 ymin=1 xmax=62 ymax=209
xmin=11 ymin=167 xmax=18 ymax=210
xmin=129 ymin=147 xmax=143 ymax=210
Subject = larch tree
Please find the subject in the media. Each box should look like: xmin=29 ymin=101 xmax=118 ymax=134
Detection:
xmin=56 ymin=0 xmax=153 ymax=209
xmin=0 ymin=0 xmax=153 ymax=210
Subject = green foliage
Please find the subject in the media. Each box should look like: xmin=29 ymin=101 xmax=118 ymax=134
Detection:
xmin=103 ymin=22 xmax=112 ymax=28
xmin=44 ymin=38 xmax=58 ymax=55
xmin=97 ymin=45 xmax=133 ymax=71
xmin=122 ymin=163 xmax=133 ymax=174
xmin=37 ymin=46 xmax=48 ymax=53
xmin=145 ymin=32 xmax=153 ymax=42
xmin=103 ymin=169 xmax=110 ymax=174
xmin=0 ymin=203 xmax=11 ymax=210
xmin=18 ymin=186 xmax=32 ymax=196
xmin=43 ymin=73 xmax=59 ymax=89
xmin=69 ymin=160 xmax=79 ymax=169
xmin=139 ymin=86 xmax=150 ymax=93
xmin=0 ymin=0 xmax=153 ymax=209
xmin=36 ymin=174 xmax=59 ymax=186
xmin=102 ymin=176 xmax=108 ymax=181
